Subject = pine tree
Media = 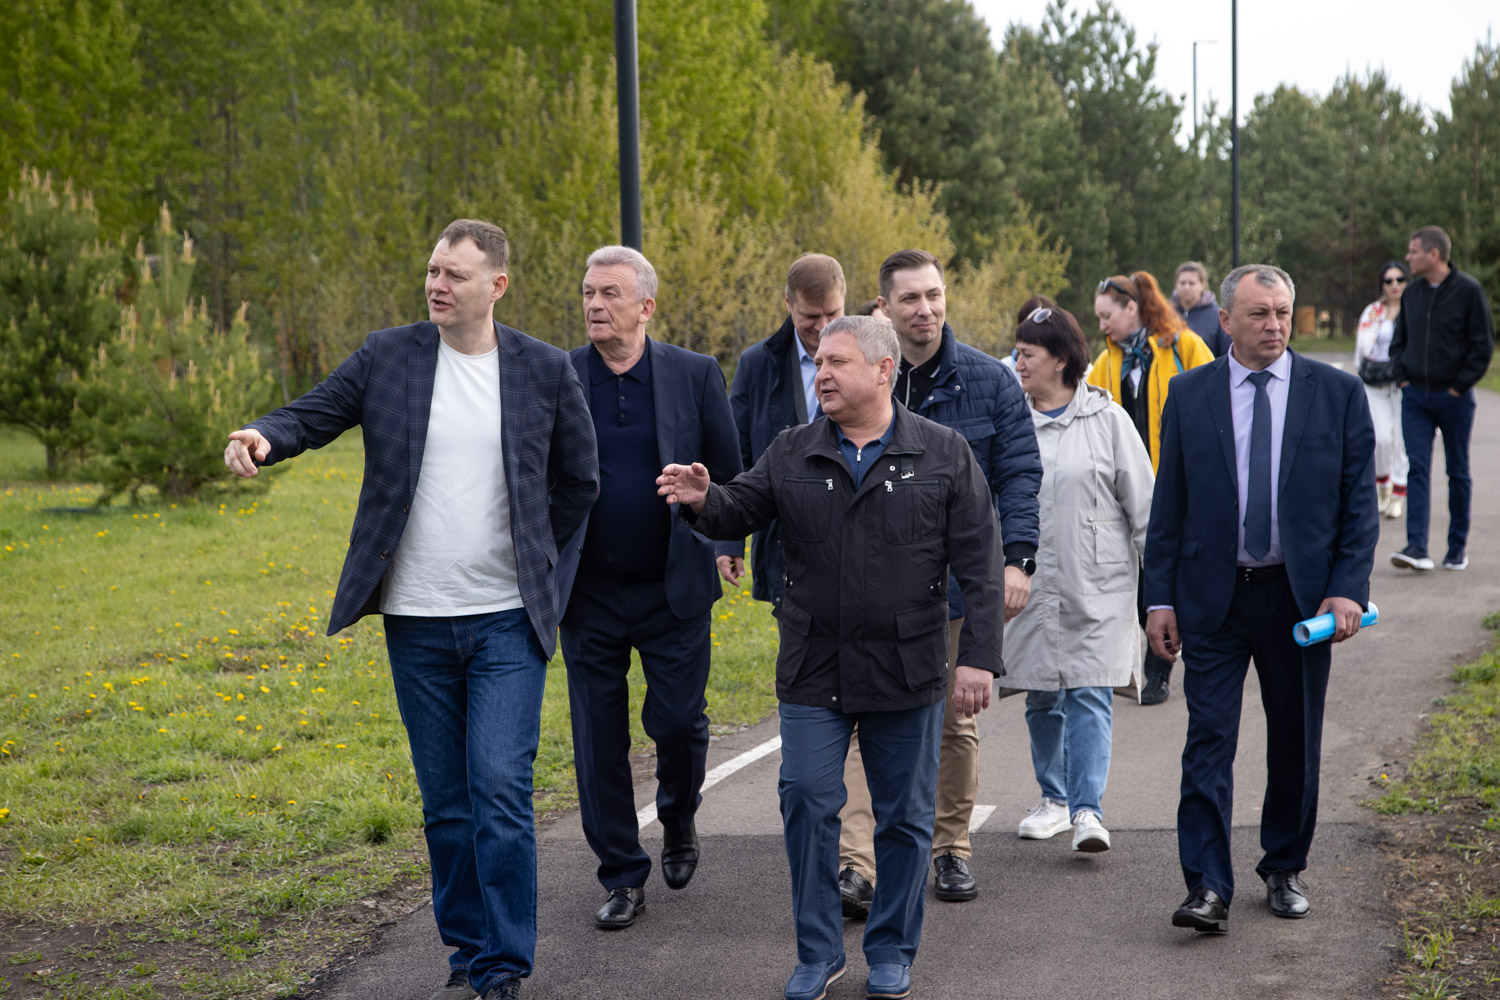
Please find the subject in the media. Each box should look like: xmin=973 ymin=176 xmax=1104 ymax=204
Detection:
xmin=80 ymin=205 xmax=275 ymax=502
xmin=0 ymin=167 xmax=122 ymax=474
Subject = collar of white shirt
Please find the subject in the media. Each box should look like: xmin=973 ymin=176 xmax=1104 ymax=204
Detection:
xmin=1226 ymin=345 xmax=1293 ymax=387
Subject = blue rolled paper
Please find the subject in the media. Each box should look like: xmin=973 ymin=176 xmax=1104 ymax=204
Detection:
xmin=1293 ymin=602 xmax=1379 ymax=646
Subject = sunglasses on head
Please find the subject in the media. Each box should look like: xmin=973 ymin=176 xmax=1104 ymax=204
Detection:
xmin=1025 ymin=306 xmax=1053 ymax=325
xmin=1383 ymin=275 xmax=1407 ymax=285
xmin=1097 ymin=278 xmax=1137 ymax=302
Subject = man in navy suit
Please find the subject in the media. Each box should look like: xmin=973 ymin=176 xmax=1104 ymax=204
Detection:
xmin=556 ymin=245 xmax=742 ymax=930
xmin=1144 ymin=263 xmax=1378 ymax=933
xmin=225 ymin=220 xmax=599 ymax=1000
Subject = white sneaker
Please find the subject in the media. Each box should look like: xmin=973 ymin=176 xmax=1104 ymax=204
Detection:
xmin=1384 ymin=496 xmax=1404 ymax=519
xmin=1071 ymin=811 xmax=1111 ymax=853
xmin=1390 ymin=548 xmax=1434 ymax=571
xmin=1443 ymin=553 xmax=1469 ymax=571
xmin=1018 ymin=798 xmax=1072 ymax=840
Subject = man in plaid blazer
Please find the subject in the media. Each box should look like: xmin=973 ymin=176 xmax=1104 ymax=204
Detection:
xmin=225 ymin=220 xmax=598 ymax=1000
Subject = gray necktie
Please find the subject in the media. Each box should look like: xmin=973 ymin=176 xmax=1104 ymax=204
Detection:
xmin=1243 ymin=370 xmax=1273 ymax=560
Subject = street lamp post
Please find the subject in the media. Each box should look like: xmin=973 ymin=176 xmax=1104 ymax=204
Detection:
xmin=614 ymin=0 xmax=643 ymax=251
xmin=1192 ymin=39 xmax=1216 ymax=139
xmin=1231 ymin=0 xmax=1240 ymax=266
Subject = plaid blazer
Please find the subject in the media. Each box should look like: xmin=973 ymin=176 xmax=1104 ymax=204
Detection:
xmin=248 ymin=320 xmax=599 ymax=657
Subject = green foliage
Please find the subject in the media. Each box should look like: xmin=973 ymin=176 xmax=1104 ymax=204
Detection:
xmin=1431 ymin=41 xmax=1500 ymax=303
xmin=79 ymin=206 xmax=276 ymax=502
xmin=0 ymin=168 xmax=123 ymax=473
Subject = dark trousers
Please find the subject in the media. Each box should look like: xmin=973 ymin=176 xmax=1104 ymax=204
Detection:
xmin=560 ymin=574 xmax=712 ymax=889
xmin=780 ymin=700 xmax=944 ymax=967
xmin=1401 ymin=386 xmax=1476 ymax=558
xmin=1177 ymin=573 xmax=1331 ymax=906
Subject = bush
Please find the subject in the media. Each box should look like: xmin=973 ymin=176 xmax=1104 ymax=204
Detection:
xmin=79 ymin=205 xmax=276 ymax=502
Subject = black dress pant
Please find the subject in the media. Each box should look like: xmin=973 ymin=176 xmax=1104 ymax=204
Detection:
xmin=1176 ymin=571 xmax=1331 ymax=906
xmin=560 ymin=573 xmax=712 ymax=889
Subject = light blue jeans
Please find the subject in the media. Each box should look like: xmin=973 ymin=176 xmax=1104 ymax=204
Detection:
xmin=1023 ymin=686 xmax=1114 ymax=818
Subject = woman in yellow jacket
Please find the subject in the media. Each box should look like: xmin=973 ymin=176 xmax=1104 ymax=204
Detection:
xmin=1088 ymin=270 xmax=1214 ymax=706
xmin=1089 ymin=271 xmax=1215 ymax=472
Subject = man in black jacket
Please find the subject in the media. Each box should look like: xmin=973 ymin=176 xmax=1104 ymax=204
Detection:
xmin=1389 ymin=225 xmax=1495 ymax=573
xmin=656 ymin=315 xmax=1005 ymax=1000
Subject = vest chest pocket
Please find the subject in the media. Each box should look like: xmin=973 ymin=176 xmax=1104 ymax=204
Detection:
xmin=780 ymin=477 xmax=836 ymax=542
xmin=882 ymin=480 xmax=946 ymax=544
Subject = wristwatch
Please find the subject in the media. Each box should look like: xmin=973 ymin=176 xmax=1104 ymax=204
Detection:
xmin=1006 ymin=557 xmax=1037 ymax=577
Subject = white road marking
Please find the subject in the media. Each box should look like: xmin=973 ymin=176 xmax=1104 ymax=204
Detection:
xmin=969 ymin=804 xmax=997 ymax=833
xmin=637 ymin=735 xmax=783 ymax=830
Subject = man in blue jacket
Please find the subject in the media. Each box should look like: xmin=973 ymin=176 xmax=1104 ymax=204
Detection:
xmin=225 ymin=220 xmax=599 ymax=1000
xmin=837 ymin=249 xmax=1043 ymax=912
xmin=556 ymin=246 xmax=742 ymax=932
xmin=715 ymin=254 xmax=847 ymax=604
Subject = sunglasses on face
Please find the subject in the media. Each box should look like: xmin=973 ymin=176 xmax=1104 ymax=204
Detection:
xmin=1097 ymin=278 xmax=1137 ymax=302
xmin=1383 ymin=276 xmax=1407 ymax=285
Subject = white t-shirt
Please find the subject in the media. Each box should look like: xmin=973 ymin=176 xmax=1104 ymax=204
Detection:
xmin=381 ymin=339 xmax=523 ymax=616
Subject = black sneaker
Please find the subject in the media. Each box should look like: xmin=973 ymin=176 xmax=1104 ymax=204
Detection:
xmin=1390 ymin=546 xmax=1434 ymax=571
xmin=481 ymin=977 xmax=521 ymax=1000
xmin=1443 ymin=550 xmax=1469 ymax=571
xmin=431 ymin=968 xmax=476 ymax=1000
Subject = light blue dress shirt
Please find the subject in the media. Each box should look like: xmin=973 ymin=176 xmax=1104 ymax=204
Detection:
xmin=1227 ymin=347 xmax=1292 ymax=567
xmin=795 ymin=334 xmax=819 ymax=423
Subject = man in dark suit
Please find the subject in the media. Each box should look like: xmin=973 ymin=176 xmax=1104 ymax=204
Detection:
xmin=556 ymin=245 xmax=741 ymax=930
xmin=1144 ymin=263 xmax=1379 ymax=933
xmin=715 ymin=253 xmax=846 ymax=605
xmin=225 ymin=219 xmax=599 ymax=1000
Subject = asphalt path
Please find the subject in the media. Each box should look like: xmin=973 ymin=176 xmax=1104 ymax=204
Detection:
xmin=305 ymin=367 xmax=1500 ymax=1000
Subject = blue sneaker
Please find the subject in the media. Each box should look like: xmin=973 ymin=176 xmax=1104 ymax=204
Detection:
xmin=865 ymin=962 xmax=911 ymax=999
xmin=785 ymin=954 xmax=846 ymax=1000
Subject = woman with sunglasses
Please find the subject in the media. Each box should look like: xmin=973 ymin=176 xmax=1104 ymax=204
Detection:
xmin=1090 ymin=271 xmax=1213 ymax=705
xmin=1354 ymin=261 xmax=1409 ymax=518
xmin=1006 ymin=304 xmax=1154 ymax=851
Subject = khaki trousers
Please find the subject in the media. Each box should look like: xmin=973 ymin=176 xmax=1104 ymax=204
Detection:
xmin=839 ymin=618 xmax=978 ymax=880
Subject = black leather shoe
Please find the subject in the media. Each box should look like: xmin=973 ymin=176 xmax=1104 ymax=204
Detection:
xmin=839 ymin=866 xmax=873 ymax=919
xmin=1171 ymin=885 xmax=1228 ymax=933
xmin=594 ymin=886 xmax=645 ymax=929
xmin=933 ymin=851 xmax=979 ymax=902
xmin=661 ymin=819 xmax=699 ymax=890
xmin=1140 ymin=673 xmax=1170 ymax=705
xmin=1265 ymin=871 xmax=1310 ymax=918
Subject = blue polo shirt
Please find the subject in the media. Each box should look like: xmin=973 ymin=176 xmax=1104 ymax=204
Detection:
xmin=580 ymin=346 xmax=670 ymax=580
xmin=836 ymin=415 xmax=895 ymax=489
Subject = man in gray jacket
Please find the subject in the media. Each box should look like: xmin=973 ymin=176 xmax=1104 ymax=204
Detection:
xmin=656 ymin=315 xmax=1006 ymax=1000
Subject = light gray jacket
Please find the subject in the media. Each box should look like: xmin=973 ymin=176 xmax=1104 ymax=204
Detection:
xmin=1001 ymin=382 xmax=1154 ymax=691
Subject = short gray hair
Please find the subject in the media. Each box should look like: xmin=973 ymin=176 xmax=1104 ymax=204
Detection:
xmin=820 ymin=315 xmax=900 ymax=367
xmin=1220 ymin=264 xmax=1296 ymax=314
xmin=585 ymin=245 xmax=658 ymax=301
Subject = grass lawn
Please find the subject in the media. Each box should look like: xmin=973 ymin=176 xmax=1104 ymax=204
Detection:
xmin=1368 ymin=613 xmax=1500 ymax=999
xmin=0 ymin=425 xmax=778 ymax=998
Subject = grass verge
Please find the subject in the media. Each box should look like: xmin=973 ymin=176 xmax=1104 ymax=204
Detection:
xmin=1367 ymin=612 xmax=1500 ymax=999
xmin=0 ymin=425 xmax=778 ymax=998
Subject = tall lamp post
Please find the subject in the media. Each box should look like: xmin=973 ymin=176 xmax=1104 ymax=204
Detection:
xmin=614 ymin=0 xmax=643 ymax=251
xmin=1231 ymin=0 xmax=1240 ymax=266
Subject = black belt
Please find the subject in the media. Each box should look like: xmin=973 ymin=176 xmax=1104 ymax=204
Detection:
xmin=1237 ymin=563 xmax=1286 ymax=583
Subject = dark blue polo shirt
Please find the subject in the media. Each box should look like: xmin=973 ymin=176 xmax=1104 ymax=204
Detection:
xmin=836 ymin=415 xmax=895 ymax=489
xmin=580 ymin=345 xmax=670 ymax=580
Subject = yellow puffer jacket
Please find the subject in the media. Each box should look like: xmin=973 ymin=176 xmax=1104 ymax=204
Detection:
xmin=1086 ymin=329 xmax=1215 ymax=471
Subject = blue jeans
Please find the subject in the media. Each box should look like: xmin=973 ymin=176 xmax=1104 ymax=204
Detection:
xmin=1023 ymin=687 xmax=1113 ymax=817
xmin=384 ymin=610 xmax=547 ymax=993
xmin=779 ymin=700 xmax=943 ymax=969
xmin=1401 ymin=386 xmax=1476 ymax=557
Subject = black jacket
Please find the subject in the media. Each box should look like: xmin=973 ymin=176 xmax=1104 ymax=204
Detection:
xmin=688 ymin=406 xmax=1005 ymax=713
xmin=1389 ymin=268 xmax=1495 ymax=393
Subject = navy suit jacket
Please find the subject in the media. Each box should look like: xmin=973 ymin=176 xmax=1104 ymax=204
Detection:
xmin=557 ymin=336 xmax=743 ymax=621
xmin=1143 ymin=350 xmax=1378 ymax=634
xmin=247 ymin=321 xmax=599 ymax=657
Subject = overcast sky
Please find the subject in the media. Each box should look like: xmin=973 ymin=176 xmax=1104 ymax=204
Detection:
xmin=971 ymin=0 xmax=1496 ymax=136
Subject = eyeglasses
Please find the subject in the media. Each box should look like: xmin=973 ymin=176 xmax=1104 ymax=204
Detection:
xmin=1097 ymin=278 xmax=1137 ymax=302
xmin=1025 ymin=306 xmax=1053 ymax=325
xmin=1383 ymin=276 xmax=1407 ymax=286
